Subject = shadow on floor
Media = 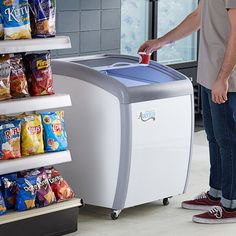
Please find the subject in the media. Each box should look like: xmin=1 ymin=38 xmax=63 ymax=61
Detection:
xmin=195 ymin=114 xmax=204 ymax=132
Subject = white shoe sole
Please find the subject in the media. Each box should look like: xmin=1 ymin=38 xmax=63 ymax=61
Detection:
xmin=181 ymin=203 xmax=215 ymax=211
xmin=193 ymin=216 xmax=236 ymax=224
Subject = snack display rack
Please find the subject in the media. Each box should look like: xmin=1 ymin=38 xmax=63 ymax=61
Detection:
xmin=0 ymin=150 xmax=71 ymax=176
xmin=0 ymin=37 xmax=82 ymax=236
xmin=0 ymin=94 xmax=71 ymax=115
xmin=0 ymin=36 xmax=71 ymax=54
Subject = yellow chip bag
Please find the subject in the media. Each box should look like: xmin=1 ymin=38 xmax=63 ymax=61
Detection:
xmin=20 ymin=114 xmax=44 ymax=156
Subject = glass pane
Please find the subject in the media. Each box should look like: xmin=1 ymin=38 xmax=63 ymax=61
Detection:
xmin=157 ymin=0 xmax=198 ymax=65
xmin=121 ymin=0 xmax=149 ymax=56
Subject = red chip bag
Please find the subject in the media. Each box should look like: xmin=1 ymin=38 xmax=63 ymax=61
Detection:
xmin=10 ymin=54 xmax=29 ymax=98
xmin=46 ymin=167 xmax=74 ymax=202
xmin=23 ymin=52 xmax=54 ymax=96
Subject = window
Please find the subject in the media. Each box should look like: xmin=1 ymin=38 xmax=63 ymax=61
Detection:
xmin=121 ymin=0 xmax=149 ymax=56
xmin=121 ymin=0 xmax=198 ymax=65
xmin=157 ymin=0 xmax=198 ymax=64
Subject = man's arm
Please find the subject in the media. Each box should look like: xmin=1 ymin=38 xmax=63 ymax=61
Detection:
xmin=212 ymin=8 xmax=236 ymax=104
xmin=138 ymin=0 xmax=203 ymax=54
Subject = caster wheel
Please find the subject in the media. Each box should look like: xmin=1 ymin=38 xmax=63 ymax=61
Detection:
xmin=163 ymin=198 xmax=169 ymax=206
xmin=110 ymin=212 xmax=119 ymax=220
xmin=110 ymin=210 xmax=122 ymax=220
xmin=79 ymin=198 xmax=85 ymax=208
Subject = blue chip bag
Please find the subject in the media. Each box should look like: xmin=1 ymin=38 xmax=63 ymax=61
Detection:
xmin=16 ymin=176 xmax=38 ymax=211
xmin=0 ymin=0 xmax=31 ymax=39
xmin=29 ymin=0 xmax=56 ymax=38
xmin=41 ymin=111 xmax=68 ymax=152
xmin=0 ymin=183 xmax=7 ymax=215
xmin=0 ymin=119 xmax=21 ymax=160
xmin=1 ymin=173 xmax=17 ymax=209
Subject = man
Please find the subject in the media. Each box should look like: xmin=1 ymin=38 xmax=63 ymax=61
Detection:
xmin=139 ymin=0 xmax=236 ymax=224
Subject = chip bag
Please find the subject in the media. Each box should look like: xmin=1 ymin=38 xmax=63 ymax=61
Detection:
xmin=0 ymin=54 xmax=11 ymax=101
xmin=36 ymin=170 xmax=56 ymax=207
xmin=15 ymin=176 xmax=38 ymax=211
xmin=19 ymin=114 xmax=44 ymax=156
xmin=26 ymin=168 xmax=56 ymax=207
xmin=1 ymin=173 xmax=17 ymax=209
xmin=0 ymin=0 xmax=31 ymax=40
xmin=10 ymin=54 xmax=29 ymax=98
xmin=29 ymin=0 xmax=56 ymax=38
xmin=0 ymin=189 xmax=7 ymax=215
xmin=24 ymin=53 xmax=54 ymax=96
xmin=41 ymin=111 xmax=68 ymax=152
xmin=46 ymin=167 xmax=74 ymax=202
xmin=0 ymin=115 xmax=11 ymax=121
xmin=0 ymin=13 xmax=3 ymax=40
xmin=0 ymin=119 xmax=21 ymax=160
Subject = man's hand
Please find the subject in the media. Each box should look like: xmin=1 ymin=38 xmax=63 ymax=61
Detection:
xmin=138 ymin=38 xmax=165 ymax=55
xmin=211 ymin=78 xmax=229 ymax=104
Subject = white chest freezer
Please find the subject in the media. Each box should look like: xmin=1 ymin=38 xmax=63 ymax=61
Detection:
xmin=52 ymin=54 xmax=194 ymax=219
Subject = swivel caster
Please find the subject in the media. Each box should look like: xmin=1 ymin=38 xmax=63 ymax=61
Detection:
xmin=163 ymin=198 xmax=169 ymax=206
xmin=79 ymin=198 xmax=85 ymax=208
xmin=110 ymin=209 xmax=122 ymax=220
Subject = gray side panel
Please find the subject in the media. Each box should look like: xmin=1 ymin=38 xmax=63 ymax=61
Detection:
xmin=127 ymin=80 xmax=193 ymax=103
xmin=183 ymin=93 xmax=195 ymax=193
xmin=112 ymin=104 xmax=132 ymax=210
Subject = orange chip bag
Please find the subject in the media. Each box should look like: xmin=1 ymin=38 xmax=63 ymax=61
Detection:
xmin=19 ymin=114 xmax=44 ymax=156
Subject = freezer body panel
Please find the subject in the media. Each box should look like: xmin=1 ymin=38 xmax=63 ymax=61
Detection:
xmin=124 ymin=96 xmax=192 ymax=208
xmin=54 ymin=75 xmax=121 ymax=208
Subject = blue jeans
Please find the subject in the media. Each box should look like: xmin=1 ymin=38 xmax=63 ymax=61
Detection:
xmin=201 ymin=86 xmax=236 ymax=209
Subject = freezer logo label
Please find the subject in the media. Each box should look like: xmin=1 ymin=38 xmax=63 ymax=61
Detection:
xmin=138 ymin=110 xmax=156 ymax=122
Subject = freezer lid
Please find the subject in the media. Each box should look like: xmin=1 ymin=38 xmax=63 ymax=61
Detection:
xmin=52 ymin=58 xmax=193 ymax=104
xmin=100 ymin=64 xmax=183 ymax=88
xmin=71 ymin=53 xmax=190 ymax=81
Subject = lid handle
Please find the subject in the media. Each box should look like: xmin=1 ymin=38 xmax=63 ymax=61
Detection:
xmin=109 ymin=62 xmax=135 ymax=68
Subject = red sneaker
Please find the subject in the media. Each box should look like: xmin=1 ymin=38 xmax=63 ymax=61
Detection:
xmin=193 ymin=206 xmax=236 ymax=224
xmin=181 ymin=192 xmax=221 ymax=210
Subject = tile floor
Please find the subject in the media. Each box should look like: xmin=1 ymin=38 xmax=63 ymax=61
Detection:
xmin=68 ymin=131 xmax=236 ymax=236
